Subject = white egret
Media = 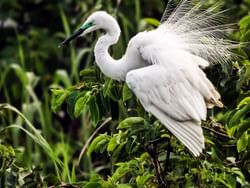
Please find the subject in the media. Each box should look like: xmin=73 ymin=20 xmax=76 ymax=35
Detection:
xmin=60 ymin=0 xmax=236 ymax=156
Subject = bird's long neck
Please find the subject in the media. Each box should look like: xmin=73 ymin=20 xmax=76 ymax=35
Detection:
xmin=94 ymin=21 xmax=128 ymax=81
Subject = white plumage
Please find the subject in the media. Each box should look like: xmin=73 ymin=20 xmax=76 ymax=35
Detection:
xmin=60 ymin=0 xmax=235 ymax=156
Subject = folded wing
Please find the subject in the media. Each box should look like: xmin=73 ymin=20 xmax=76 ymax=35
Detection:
xmin=125 ymin=46 xmax=222 ymax=156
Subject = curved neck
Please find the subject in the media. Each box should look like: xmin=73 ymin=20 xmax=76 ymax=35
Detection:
xmin=94 ymin=21 xmax=128 ymax=81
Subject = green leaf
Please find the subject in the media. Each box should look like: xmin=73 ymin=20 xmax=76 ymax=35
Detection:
xmin=87 ymin=134 xmax=109 ymax=156
xmin=227 ymin=125 xmax=238 ymax=138
xmin=51 ymin=90 xmax=70 ymax=113
xmin=111 ymin=165 xmax=132 ymax=182
xmin=118 ymin=117 xmax=144 ymax=129
xmin=10 ymin=64 xmax=29 ymax=86
xmin=80 ymin=68 xmax=95 ymax=77
xmin=117 ymin=184 xmax=133 ymax=188
xmin=66 ymin=91 xmax=80 ymax=119
xmin=136 ymin=172 xmax=154 ymax=187
xmin=59 ymin=6 xmax=70 ymax=36
xmin=140 ymin=152 xmax=150 ymax=161
xmin=74 ymin=91 xmax=91 ymax=117
xmin=53 ymin=70 xmax=71 ymax=88
xmin=122 ymin=83 xmax=132 ymax=102
xmin=89 ymin=96 xmax=100 ymax=125
xmin=239 ymin=15 xmax=250 ymax=31
xmin=0 ymin=144 xmax=15 ymax=158
xmin=112 ymin=141 xmax=127 ymax=164
xmin=84 ymin=182 xmax=102 ymax=188
xmin=228 ymin=104 xmax=250 ymax=127
xmin=241 ymin=30 xmax=250 ymax=41
xmin=143 ymin=18 xmax=160 ymax=27
xmin=103 ymin=79 xmax=113 ymax=97
xmin=107 ymin=136 xmax=118 ymax=153
xmin=236 ymin=118 xmax=250 ymax=138
xmin=50 ymin=88 xmax=65 ymax=95
xmin=237 ymin=131 xmax=248 ymax=153
xmin=238 ymin=97 xmax=250 ymax=108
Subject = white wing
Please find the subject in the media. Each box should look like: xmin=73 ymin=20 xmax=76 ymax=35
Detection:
xmin=125 ymin=46 xmax=222 ymax=156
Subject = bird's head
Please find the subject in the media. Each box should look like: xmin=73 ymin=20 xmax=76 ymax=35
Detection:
xmin=59 ymin=11 xmax=119 ymax=47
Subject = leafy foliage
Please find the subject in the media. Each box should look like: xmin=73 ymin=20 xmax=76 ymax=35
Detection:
xmin=0 ymin=0 xmax=250 ymax=187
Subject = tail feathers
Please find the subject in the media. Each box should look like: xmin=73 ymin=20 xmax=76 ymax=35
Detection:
xmin=204 ymin=80 xmax=223 ymax=108
xmin=197 ymin=69 xmax=224 ymax=108
xmin=150 ymin=105 xmax=205 ymax=156
xmin=205 ymin=90 xmax=223 ymax=108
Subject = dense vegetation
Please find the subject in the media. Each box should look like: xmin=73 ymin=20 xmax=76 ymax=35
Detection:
xmin=0 ymin=0 xmax=250 ymax=187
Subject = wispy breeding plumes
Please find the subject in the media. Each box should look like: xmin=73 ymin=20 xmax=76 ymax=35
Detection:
xmin=160 ymin=0 xmax=238 ymax=63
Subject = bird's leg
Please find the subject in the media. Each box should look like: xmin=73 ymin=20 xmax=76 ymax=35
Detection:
xmin=164 ymin=137 xmax=172 ymax=174
xmin=142 ymin=142 xmax=168 ymax=187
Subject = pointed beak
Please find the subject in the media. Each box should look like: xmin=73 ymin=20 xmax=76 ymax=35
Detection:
xmin=58 ymin=28 xmax=84 ymax=48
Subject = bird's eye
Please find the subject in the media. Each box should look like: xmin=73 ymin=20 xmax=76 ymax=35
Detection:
xmin=80 ymin=22 xmax=94 ymax=30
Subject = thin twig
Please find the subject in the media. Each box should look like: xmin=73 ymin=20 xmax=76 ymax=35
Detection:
xmin=77 ymin=117 xmax=112 ymax=165
xmin=146 ymin=138 xmax=164 ymax=146
xmin=142 ymin=143 xmax=168 ymax=187
xmin=202 ymin=125 xmax=231 ymax=138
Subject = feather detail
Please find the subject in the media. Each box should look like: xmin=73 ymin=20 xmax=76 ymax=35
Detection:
xmin=126 ymin=64 xmax=208 ymax=156
xmin=158 ymin=0 xmax=238 ymax=64
xmin=149 ymin=105 xmax=204 ymax=157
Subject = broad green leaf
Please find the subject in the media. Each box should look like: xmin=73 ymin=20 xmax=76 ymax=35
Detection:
xmin=51 ymin=90 xmax=70 ymax=113
xmin=88 ymin=96 xmax=100 ymax=125
xmin=111 ymin=165 xmax=132 ymax=182
xmin=227 ymin=125 xmax=238 ymax=138
xmin=103 ymin=79 xmax=113 ymax=97
xmin=66 ymin=91 xmax=80 ymax=119
xmin=109 ymin=85 xmax=122 ymax=101
xmin=107 ymin=136 xmax=118 ymax=153
xmin=225 ymin=174 xmax=237 ymax=188
xmin=239 ymin=15 xmax=250 ymax=31
xmin=87 ymin=134 xmax=109 ymax=156
xmin=80 ymin=68 xmax=95 ymax=77
xmin=140 ymin=152 xmax=150 ymax=161
xmin=112 ymin=141 xmax=127 ymax=164
xmin=237 ymin=131 xmax=248 ymax=152
xmin=228 ymin=105 xmax=250 ymax=127
xmin=217 ymin=179 xmax=231 ymax=188
xmin=122 ymin=83 xmax=132 ymax=102
xmin=74 ymin=91 xmax=91 ymax=117
xmin=118 ymin=117 xmax=144 ymax=129
xmin=241 ymin=30 xmax=250 ymax=41
xmin=231 ymin=167 xmax=246 ymax=184
xmin=136 ymin=172 xmax=154 ymax=187
xmin=238 ymin=97 xmax=250 ymax=108
xmin=96 ymin=139 xmax=109 ymax=154
xmin=50 ymin=88 xmax=65 ymax=95
xmin=236 ymin=118 xmax=250 ymax=138
xmin=143 ymin=18 xmax=160 ymax=27
xmin=127 ymin=159 xmax=138 ymax=168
